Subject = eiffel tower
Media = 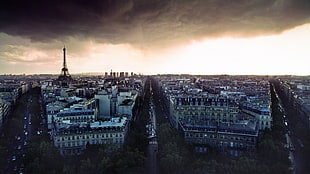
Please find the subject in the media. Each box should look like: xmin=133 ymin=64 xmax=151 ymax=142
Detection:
xmin=57 ymin=46 xmax=73 ymax=85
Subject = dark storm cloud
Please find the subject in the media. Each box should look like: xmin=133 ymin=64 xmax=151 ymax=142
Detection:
xmin=1 ymin=0 xmax=310 ymax=48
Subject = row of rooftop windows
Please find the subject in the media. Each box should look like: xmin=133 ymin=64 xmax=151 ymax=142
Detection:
xmin=56 ymin=138 xmax=123 ymax=148
xmin=56 ymin=133 xmax=123 ymax=141
xmin=57 ymin=115 xmax=94 ymax=121
xmin=183 ymin=125 xmax=257 ymax=135
xmin=190 ymin=139 xmax=256 ymax=151
xmin=217 ymin=141 xmax=256 ymax=150
xmin=58 ymin=111 xmax=94 ymax=116
xmin=57 ymin=126 xmax=125 ymax=134
xmin=182 ymin=119 xmax=237 ymax=125
xmin=185 ymin=132 xmax=255 ymax=142
xmin=241 ymin=105 xmax=270 ymax=115
xmin=176 ymin=101 xmax=236 ymax=106
xmin=176 ymin=97 xmax=233 ymax=101
xmin=178 ymin=111 xmax=238 ymax=117
xmin=176 ymin=107 xmax=238 ymax=113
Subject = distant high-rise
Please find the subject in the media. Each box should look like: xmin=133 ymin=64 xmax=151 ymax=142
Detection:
xmin=57 ymin=46 xmax=73 ymax=85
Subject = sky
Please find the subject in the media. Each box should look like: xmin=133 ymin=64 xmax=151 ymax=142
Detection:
xmin=0 ymin=0 xmax=310 ymax=75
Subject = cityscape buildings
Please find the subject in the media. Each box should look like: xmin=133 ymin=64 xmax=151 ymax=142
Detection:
xmin=52 ymin=117 xmax=129 ymax=155
xmin=278 ymin=77 xmax=310 ymax=130
xmin=155 ymin=75 xmax=271 ymax=154
xmin=0 ymin=79 xmax=31 ymax=130
xmin=45 ymin=77 xmax=142 ymax=155
xmin=2 ymin=69 xmax=310 ymax=157
xmin=34 ymin=47 xmax=143 ymax=155
xmin=1 ymin=1 xmax=310 ymax=172
xmin=1 ymin=48 xmax=309 ymax=157
xmin=1 ymin=71 xmax=310 ymax=173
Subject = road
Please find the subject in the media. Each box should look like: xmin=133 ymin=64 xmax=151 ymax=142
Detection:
xmin=4 ymin=89 xmax=44 ymax=174
xmin=146 ymin=82 xmax=159 ymax=174
xmin=272 ymin=84 xmax=309 ymax=174
xmin=4 ymin=95 xmax=32 ymax=174
xmin=272 ymin=84 xmax=296 ymax=174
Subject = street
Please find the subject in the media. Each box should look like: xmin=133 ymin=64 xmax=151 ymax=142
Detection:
xmin=272 ymin=84 xmax=308 ymax=174
xmin=3 ymin=89 xmax=45 ymax=174
xmin=146 ymin=82 xmax=159 ymax=174
xmin=5 ymin=95 xmax=32 ymax=174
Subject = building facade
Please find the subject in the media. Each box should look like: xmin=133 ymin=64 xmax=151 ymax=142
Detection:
xmin=52 ymin=117 xmax=128 ymax=155
xmin=156 ymin=75 xmax=271 ymax=153
xmin=0 ymin=99 xmax=10 ymax=130
xmin=169 ymin=95 xmax=258 ymax=154
xmin=180 ymin=120 xmax=258 ymax=155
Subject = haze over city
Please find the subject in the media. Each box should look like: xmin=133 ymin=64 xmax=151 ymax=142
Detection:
xmin=1 ymin=0 xmax=310 ymax=75
xmin=1 ymin=1 xmax=310 ymax=173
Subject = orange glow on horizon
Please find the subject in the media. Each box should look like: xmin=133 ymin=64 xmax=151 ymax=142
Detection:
xmin=149 ymin=23 xmax=310 ymax=75
xmin=1 ymin=23 xmax=310 ymax=75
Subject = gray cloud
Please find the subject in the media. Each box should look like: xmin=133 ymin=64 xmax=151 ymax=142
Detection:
xmin=1 ymin=0 xmax=310 ymax=49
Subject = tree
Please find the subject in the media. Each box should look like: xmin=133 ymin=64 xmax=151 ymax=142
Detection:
xmin=25 ymin=141 xmax=64 ymax=174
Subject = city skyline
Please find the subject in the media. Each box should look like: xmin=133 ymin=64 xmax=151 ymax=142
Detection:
xmin=1 ymin=0 xmax=310 ymax=75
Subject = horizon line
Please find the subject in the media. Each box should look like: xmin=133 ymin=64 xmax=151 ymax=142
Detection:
xmin=0 ymin=72 xmax=309 ymax=77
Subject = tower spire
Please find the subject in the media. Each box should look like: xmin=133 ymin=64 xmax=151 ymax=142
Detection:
xmin=57 ymin=46 xmax=73 ymax=85
xmin=63 ymin=45 xmax=67 ymax=69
